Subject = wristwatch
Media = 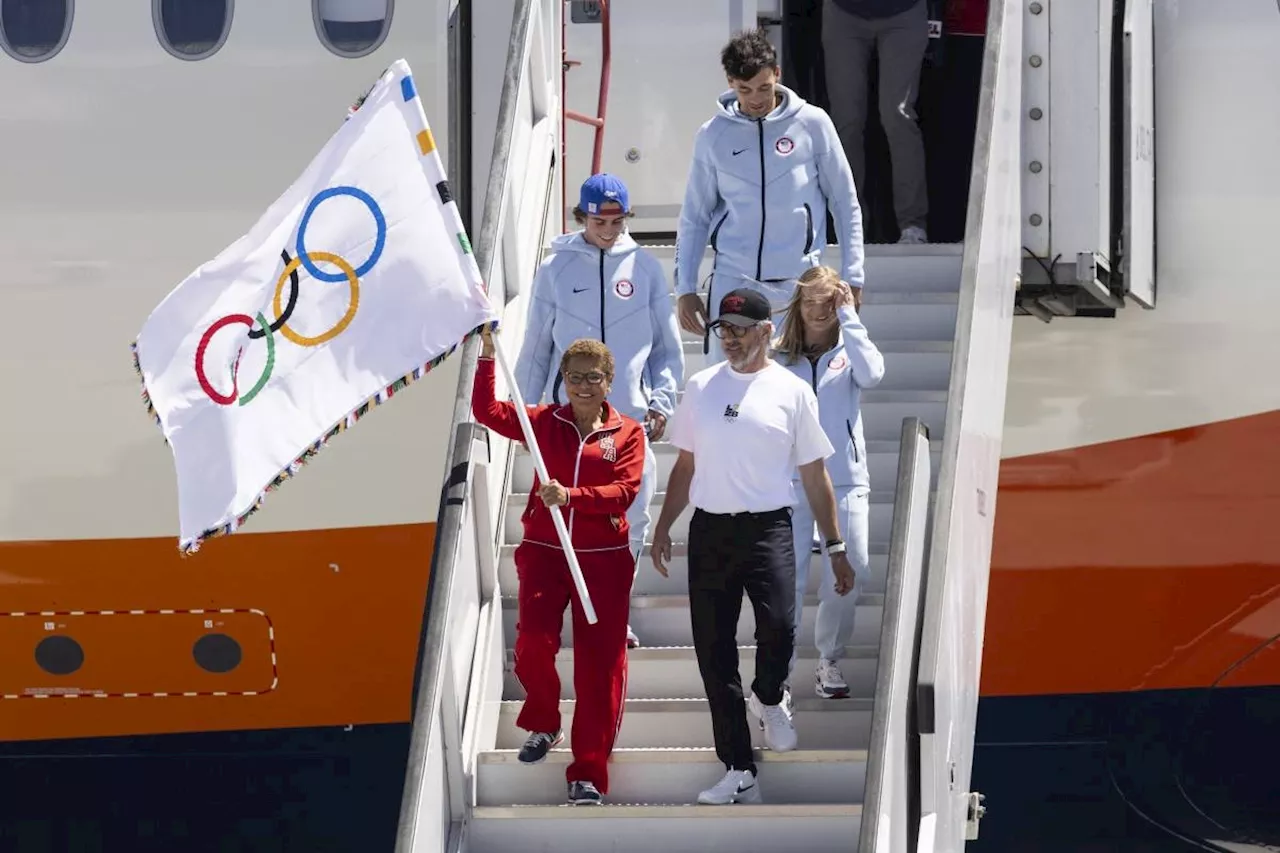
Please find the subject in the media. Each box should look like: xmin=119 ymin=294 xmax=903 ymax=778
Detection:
xmin=825 ymin=538 xmax=846 ymax=557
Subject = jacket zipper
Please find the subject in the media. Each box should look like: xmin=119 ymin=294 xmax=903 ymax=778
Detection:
xmin=704 ymin=214 xmax=729 ymax=356
xmin=552 ymin=372 xmax=564 ymax=405
xmin=847 ymin=419 xmax=859 ymax=463
xmin=803 ymin=203 xmax=814 ymax=255
xmin=755 ymin=119 xmax=766 ymax=280
xmin=598 ymin=249 xmax=607 ymax=344
xmin=566 ymin=420 xmax=619 ymax=538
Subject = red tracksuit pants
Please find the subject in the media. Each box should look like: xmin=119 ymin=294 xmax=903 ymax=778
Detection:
xmin=513 ymin=541 xmax=632 ymax=793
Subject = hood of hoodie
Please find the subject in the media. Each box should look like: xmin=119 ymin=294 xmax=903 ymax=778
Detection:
xmin=714 ymin=83 xmax=808 ymax=126
xmin=547 ymin=230 xmax=640 ymax=259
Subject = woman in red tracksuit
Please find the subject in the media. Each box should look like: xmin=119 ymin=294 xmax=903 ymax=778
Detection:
xmin=473 ymin=327 xmax=645 ymax=806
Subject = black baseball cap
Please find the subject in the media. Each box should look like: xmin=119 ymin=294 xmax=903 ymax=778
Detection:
xmin=709 ymin=288 xmax=771 ymax=328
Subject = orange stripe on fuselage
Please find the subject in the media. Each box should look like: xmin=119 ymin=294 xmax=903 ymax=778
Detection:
xmin=0 ymin=523 xmax=433 ymax=742
xmin=983 ymin=409 xmax=1280 ymax=697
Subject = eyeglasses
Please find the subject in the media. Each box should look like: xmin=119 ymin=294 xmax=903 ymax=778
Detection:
xmin=563 ymin=371 xmax=608 ymax=386
xmin=711 ymin=322 xmax=760 ymax=339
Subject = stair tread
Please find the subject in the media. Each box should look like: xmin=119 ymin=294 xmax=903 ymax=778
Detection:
xmin=498 ymin=696 xmax=873 ymax=711
xmin=498 ymin=592 xmax=885 ymax=608
xmin=472 ymin=803 xmax=863 ymax=819
xmin=503 ymin=644 xmax=880 ymax=662
xmin=479 ymin=747 xmax=868 ymax=764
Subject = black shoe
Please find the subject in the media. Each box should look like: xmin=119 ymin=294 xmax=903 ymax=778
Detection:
xmin=517 ymin=730 xmax=562 ymax=764
xmin=568 ymin=780 xmax=603 ymax=805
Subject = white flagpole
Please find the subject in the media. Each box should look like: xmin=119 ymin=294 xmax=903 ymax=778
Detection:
xmin=488 ymin=331 xmax=598 ymax=625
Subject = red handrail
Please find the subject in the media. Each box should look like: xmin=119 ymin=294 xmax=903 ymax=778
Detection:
xmin=561 ymin=0 xmax=612 ymax=232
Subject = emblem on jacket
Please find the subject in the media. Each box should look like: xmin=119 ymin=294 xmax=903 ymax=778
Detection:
xmin=599 ymin=434 xmax=617 ymax=462
xmin=775 ymin=136 xmax=795 ymax=156
xmin=614 ymin=279 xmax=634 ymax=299
xmin=723 ymin=404 xmax=740 ymax=422
xmin=829 ymin=354 xmax=847 ymax=371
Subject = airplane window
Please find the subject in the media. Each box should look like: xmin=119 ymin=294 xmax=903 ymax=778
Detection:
xmin=153 ymin=0 xmax=232 ymax=60
xmin=314 ymin=0 xmax=392 ymax=58
xmin=0 ymin=0 xmax=73 ymax=63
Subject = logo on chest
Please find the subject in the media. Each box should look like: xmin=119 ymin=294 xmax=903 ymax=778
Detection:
xmin=775 ymin=136 xmax=795 ymax=156
xmin=614 ymin=279 xmax=634 ymax=300
xmin=723 ymin=404 xmax=740 ymax=422
xmin=598 ymin=434 xmax=617 ymax=462
xmin=829 ymin=354 xmax=848 ymax=372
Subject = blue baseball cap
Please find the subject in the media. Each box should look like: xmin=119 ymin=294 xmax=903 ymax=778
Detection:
xmin=579 ymin=173 xmax=630 ymax=215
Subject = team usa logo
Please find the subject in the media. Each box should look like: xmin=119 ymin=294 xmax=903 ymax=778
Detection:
xmin=722 ymin=294 xmax=746 ymax=314
xmin=614 ymin=279 xmax=635 ymax=299
xmin=194 ymin=185 xmax=386 ymax=407
xmin=775 ymin=136 xmax=795 ymax=156
xmin=829 ymin=354 xmax=848 ymax=371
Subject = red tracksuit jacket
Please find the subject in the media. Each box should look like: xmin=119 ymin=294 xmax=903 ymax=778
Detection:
xmin=472 ymin=358 xmax=645 ymax=551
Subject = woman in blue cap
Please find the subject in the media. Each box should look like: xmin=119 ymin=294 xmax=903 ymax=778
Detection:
xmin=515 ymin=174 xmax=685 ymax=648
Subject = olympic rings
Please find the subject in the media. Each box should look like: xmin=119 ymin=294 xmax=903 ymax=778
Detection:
xmin=192 ymin=185 xmax=384 ymax=407
xmin=272 ymin=251 xmax=359 ymax=347
xmin=295 ymin=186 xmax=386 ymax=282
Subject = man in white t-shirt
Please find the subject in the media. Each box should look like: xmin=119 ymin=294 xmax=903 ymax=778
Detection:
xmin=651 ymin=287 xmax=856 ymax=806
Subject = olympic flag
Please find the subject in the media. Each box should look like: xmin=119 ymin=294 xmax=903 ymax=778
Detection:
xmin=131 ymin=59 xmax=499 ymax=554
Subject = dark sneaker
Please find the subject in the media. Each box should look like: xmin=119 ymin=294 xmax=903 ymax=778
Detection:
xmin=517 ymin=730 xmax=562 ymax=764
xmin=568 ymin=780 xmax=603 ymax=805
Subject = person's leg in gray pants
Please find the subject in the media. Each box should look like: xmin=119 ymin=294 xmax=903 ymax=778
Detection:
xmin=822 ymin=0 xmax=930 ymax=238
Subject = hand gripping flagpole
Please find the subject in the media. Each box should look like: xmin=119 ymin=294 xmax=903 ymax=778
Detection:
xmin=489 ymin=330 xmax=598 ymax=624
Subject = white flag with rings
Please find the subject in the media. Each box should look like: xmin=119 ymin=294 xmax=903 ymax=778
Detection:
xmin=131 ymin=59 xmax=499 ymax=554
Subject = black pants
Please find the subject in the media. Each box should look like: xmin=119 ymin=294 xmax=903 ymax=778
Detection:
xmin=688 ymin=507 xmax=797 ymax=775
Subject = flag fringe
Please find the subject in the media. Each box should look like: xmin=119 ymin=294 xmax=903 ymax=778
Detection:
xmin=130 ymin=319 xmax=500 ymax=556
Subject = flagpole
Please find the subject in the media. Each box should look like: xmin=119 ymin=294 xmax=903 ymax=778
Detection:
xmin=489 ymin=331 xmax=598 ymax=625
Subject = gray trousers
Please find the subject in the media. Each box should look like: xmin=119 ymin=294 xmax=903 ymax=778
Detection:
xmin=822 ymin=0 xmax=930 ymax=232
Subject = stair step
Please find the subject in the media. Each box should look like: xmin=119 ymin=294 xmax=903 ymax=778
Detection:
xmin=502 ymin=646 xmax=880 ymax=701
xmin=647 ymin=243 xmax=963 ymax=296
xmin=679 ymin=340 xmax=953 ymax=390
xmin=467 ymin=803 xmax=862 ymax=853
xmin=475 ymin=747 xmax=867 ymax=807
xmin=513 ymin=440 xmax=942 ymax=497
xmin=500 ymin=594 xmax=885 ymax=649
xmin=499 ymin=544 xmax=891 ymax=596
xmin=504 ymin=495 xmax=901 ymax=544
xmin=495 ymin=697 xmax=873 ymax=750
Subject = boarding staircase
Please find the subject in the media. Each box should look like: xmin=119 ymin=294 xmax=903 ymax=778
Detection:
xmin=464 ymin=246 xmax=957 ymax=850
xmin=394 ymin=0 xmax=1022 ymax=850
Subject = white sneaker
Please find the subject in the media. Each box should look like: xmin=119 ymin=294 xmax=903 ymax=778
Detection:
xmin=696 ymin=768 xmax=762 ymax=805
xmin=626 ymin=625 xmax=639 ymax=649
xmin=815 ymin=658 xmax=851 ymax=699
xmin=748 ymin=691 xmax=798 ymax=752
xmin=898 ymin=225 xmax=928 ymax=244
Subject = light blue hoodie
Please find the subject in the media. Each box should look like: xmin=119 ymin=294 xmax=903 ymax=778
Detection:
xmin=775 ymin=305 xmax=885 ymax=489
xmin=674 ymin=85 xmax=865 ymax=311
xmin=514 ymin=231 xmax=684 ymax=422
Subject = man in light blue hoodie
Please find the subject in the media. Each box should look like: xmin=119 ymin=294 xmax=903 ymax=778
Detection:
xmin=674 ymin=29 xmax=865 ymax=366
xmin=515 ymin=174 xmax=685 ymax=647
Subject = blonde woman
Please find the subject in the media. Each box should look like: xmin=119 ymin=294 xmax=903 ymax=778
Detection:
xmin=773 ymin=266 xmax=885 ymax=698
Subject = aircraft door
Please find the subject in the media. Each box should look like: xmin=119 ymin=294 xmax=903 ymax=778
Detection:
xmin=1121 ymin=0 xmax=1156 ymax=307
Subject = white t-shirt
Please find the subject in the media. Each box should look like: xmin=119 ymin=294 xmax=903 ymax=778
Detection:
xmin=668 ymin=361 xmax=834 ymax=514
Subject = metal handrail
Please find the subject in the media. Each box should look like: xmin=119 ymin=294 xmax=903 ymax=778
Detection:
xmin=560 ymin=0 xmax=612 ymax=230
xmin=857 ymin=418 xmax=933 ymax=853
xmin=394 ymin=1 xmax=538 ymax=848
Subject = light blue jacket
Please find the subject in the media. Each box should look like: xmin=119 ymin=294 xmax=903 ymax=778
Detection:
xmin=514 ymin=232 xmax=684 ymax=422
xmin=674 ymin=85 xmax=865 ymax=307
xmin=776 ymin=305 xmax=885 ymax=489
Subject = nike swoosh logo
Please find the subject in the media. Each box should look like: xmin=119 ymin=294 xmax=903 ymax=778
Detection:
xmin=732 ymin=148 xmax=748 ymax=156
xmin=572 ymin=287 xmax=589 ymax=293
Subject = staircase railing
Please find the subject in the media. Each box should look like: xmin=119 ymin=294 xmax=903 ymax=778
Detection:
xmin=394 ymin=1 xmax=561 ymax=850
xmin=914 ymin=0 xmax=1024 ymax=849
xmin=858 ymin=418 xmax=935 ymax=853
